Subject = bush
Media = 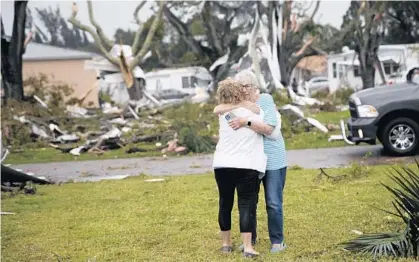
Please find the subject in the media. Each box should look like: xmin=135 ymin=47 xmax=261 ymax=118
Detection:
xmin=333 ymin=87 xmax=354 ymax=105
xmin=272 ymin=89 xmax=292 ymax=107
xmin=164 ymin=102 xmax=217 ymax=153
xmin=23 ymin=73 xmax=74 ymax=110
xmin=1 ymin=74 xmax=97 ymax=149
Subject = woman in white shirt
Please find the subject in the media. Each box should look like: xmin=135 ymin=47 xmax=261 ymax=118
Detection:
xmin=213 ymin=78 xmax=265 ymax=258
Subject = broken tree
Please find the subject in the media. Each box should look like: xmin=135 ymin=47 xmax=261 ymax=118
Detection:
xmin=257 ymin=0 xmax=326 ymax=89
xmin=68 ymin=0 xmax=165 ymax=100
xmin=163 ymin=1 xmax=257 ymax=90
xmin=341 ymin=0 xmax=386 ymax=89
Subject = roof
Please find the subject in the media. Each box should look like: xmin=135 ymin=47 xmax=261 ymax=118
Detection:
xmin=327 ymin=44 xmax=419 ymax=59
xmin=145 ymin=66 xmax=210 ymax=77
xmin=23 ymin=42 xmax=99 ymax=61
xmin=296 ymin=55 xmax=327 ymax=73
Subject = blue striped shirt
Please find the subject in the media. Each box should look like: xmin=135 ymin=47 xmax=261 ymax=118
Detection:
xmin=257 ymin=94 xmax=287 ymax=170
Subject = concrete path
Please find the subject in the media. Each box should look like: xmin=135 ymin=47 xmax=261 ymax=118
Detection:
xmin=10 ymin=145 xmax=416 ymax=183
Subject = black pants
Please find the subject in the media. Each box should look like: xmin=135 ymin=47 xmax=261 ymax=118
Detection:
xmin=214 ymin=168 xmax=259 ymax=233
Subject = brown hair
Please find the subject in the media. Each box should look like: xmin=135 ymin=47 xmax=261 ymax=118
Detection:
xmin=216 ymin=78 xmax=250 ymax=104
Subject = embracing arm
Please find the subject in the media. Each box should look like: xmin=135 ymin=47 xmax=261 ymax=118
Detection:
xmin=228 ymin=94 xmax=278 ymax=137
xmin=214 ymin=101 xmax=260 ymax=115
xmin=229 ymin=117 xmax=274 ymax=136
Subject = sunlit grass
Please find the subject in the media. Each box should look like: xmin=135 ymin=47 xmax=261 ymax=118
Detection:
xmin=2 ymin=165 xmax=416 ymax=261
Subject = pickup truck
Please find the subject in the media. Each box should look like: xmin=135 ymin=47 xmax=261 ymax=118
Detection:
xmin=340 ymin=67 xmax=419 ymax=156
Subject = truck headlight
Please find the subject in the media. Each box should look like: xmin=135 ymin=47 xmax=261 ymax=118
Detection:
xmin=357 ymin=105 xmax=379 ymax=118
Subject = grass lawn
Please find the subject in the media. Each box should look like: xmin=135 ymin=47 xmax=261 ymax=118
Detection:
xmin=4 ymin=111 xmax=350 ymax=165
xmin=286 ymin=110 xmax=349 ymax=150
xmin=2 ymin=165 xmax=415 ymax=261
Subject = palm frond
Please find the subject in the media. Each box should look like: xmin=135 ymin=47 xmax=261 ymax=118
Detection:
xmin=341 ymin=159 xmax=419 ymax=259
xmin=341 ymin=230 xmax=412 ymax=258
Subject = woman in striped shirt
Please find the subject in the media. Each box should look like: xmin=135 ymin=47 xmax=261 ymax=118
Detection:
xmin=214 ymin=71 xmax=288 ymax=253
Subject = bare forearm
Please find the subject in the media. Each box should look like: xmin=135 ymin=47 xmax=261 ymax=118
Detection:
xmin=214 ymin=104 xmax=239 ymax=115
xmin=214 ymin=102 xmax=260 ymax=115
xmin=248 ymin=120 xmax=274 ymax=136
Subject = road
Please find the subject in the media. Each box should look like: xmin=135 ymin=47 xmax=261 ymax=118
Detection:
xmin=10 ymin=145 xmax=416 ymax=183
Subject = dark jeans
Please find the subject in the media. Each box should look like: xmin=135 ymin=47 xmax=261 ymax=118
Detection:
xmin=252 ymin=167 xmax=287 ymax=244
xmin=214 ymin=168 xmax=259 ymax=233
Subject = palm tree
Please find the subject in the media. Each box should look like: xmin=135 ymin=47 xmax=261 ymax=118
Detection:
xmin=341 ymin=160 xmax=419 ymax=259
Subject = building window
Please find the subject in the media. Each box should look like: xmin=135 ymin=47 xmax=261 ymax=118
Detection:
xmin=191 ymin=76 xmax=197 ymax=88
xmin=182 ymin=76 xmax=198 ymax=88
xmin=332 ymin=63 xmax=337 ymax=78
xmin=383 ymin=62 xmax=400 ymax=75
xmin=353 ymin=66 xmax=361 ymax=77
xmin=384 ymin=63 xmax=392 ymax=75
xmin=182 ymin=76 xmax=190 ymax=88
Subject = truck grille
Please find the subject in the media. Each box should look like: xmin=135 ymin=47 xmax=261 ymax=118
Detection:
xmin=349 ymin=100 xmax=358 ymax=119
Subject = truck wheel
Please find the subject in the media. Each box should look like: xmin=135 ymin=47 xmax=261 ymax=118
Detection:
xmin=381 ymin=117 xmax=419 ymax=156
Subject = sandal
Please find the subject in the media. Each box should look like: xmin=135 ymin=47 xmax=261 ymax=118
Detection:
xmin=243 ymin=252 xmax=259 ymax=258
xmin=219 ymin=246 xmax=233 ymax=253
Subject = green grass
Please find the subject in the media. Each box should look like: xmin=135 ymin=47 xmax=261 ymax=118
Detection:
xmin=2 ymin=165 xmax=416 ymax=261
xmin=285 ymin=110 xmax=349 ymax=150
xmin=311 ymin=110 xmax=350 ymax=124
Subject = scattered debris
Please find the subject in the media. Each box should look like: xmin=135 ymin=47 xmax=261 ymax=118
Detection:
xmin=328 ymin=135 xmax=344 ymax=142
xmin=316 ymin=168 xmax=348 ymax=183
xmin=144 ymin=178 xmax=165 ymax=182
xmin=351 ymin=230 xmax=363 ymax=235
xmin=161 ymin=135 xmax=188 ymax=155
xmin=306 ymin=117 xmax=328 ymax=133
xmin=126 ymin=147 xmax=147 ymax=154
xmin=66 ymin=105 xmax=90 ymax=118
xmin=74 ymin=174 xmax=130 ymax=183
xmin=1 ymin=212 xmax=16 ymax=215
xmin=33 ymin=95 xmax=49 ymax=109
xmin=1 ymin=164 xmax=51 ymax=185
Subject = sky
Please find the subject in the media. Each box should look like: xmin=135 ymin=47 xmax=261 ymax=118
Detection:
xmin=1 ymin=0 xmax=351 ymax=37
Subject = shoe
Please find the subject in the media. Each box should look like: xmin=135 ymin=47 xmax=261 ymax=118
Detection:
xmin=219 ymin=246 xmax=233 ymax=253
xmin=270 ymin=243 xmax=287 ymax=253
xmin=243 ymin=252 xmax=259 ymax=258
xmin=238 ymin=241 xmax=256 ymax=252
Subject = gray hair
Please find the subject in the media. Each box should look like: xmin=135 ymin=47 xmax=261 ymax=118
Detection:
xmin=234 ymin=70 xmax=259 ymax=90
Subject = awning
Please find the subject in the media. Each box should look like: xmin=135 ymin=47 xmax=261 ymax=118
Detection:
xmin=337 ymin=60 xmax=359 ymax=66
xmin=336 ymin=55 xmax=402 ymax=67
xmin=379 ymin=55 xmax=401 ymax=64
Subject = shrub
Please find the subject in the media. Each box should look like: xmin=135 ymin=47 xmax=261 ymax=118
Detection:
xmin=341 ymin=161 xmax=419 ymax=259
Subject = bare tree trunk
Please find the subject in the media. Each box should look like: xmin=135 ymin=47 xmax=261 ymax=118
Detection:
xmin=127 ymin=78 xmax=145 ymax=100
xmin=359 ymin=48 xmax=376 ymax=89
xmin=361 ymin=64 xmax=375 ymax=89
xmin=1 ymin=1 xmax=28 ymax=102
xmin=374 ymin=54 xmax=386 ymax=85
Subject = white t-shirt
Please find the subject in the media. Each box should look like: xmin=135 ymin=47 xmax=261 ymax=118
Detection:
xmin=213 ymin=107 xmax=267 ymax=173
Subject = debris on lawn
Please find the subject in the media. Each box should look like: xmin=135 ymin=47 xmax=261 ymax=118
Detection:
xmin=75 ymin=174 xmax=130 ymax=183
xmin=144 ymin=178 xmax=166 ymax=182
xmin=1 ymin=164 xmax=52 ymax=185
xmin=315 ymin=168 xmax=349 ymax=183
xmin=351 ymin=230 xmax=364 ymax=235
xmin=328 ymin=135 xmax=344 ymax=142
xmin=2 ymin=60 xmax=353 ymax=161
xmin=0 ymin=212 xmax=16 ymax=215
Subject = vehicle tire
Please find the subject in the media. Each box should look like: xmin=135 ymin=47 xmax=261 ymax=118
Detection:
xmin=381 ymin=117 xmax=419 ymax=156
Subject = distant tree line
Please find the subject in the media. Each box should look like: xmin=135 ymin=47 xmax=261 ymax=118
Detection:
xmin=2 ymin=0 xmax=419 ymax=101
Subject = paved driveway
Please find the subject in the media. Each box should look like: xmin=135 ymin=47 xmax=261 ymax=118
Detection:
xmin=10 ymin=145 xmax=416 ymax=183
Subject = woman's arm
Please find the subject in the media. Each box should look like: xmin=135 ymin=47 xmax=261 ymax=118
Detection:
xmin=228 ymin=94 xmax=279 ymax=136
xmin=214 ymin=101 xmax=260 ymax=115
xmin=228 ymin=117 xmax=274 ymax=136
